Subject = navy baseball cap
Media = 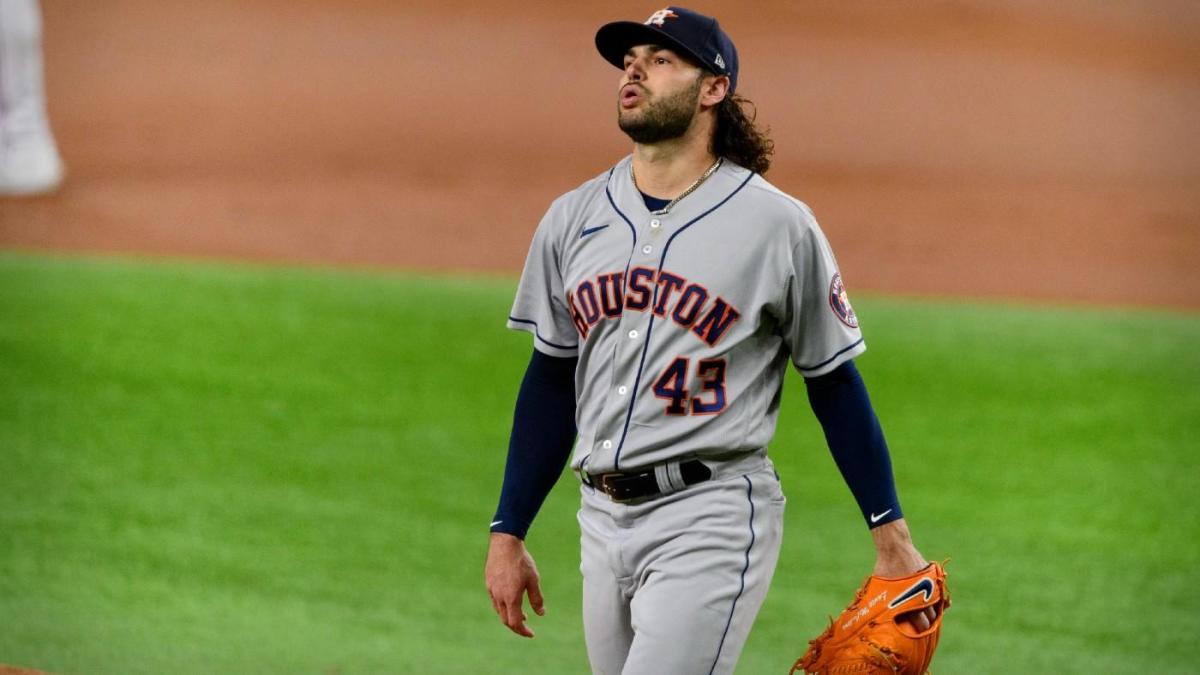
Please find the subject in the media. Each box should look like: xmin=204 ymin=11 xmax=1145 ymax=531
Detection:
xmin=595 ymin=7 xmax=739 ymax=93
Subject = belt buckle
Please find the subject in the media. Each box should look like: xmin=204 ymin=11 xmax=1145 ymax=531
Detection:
xmin=594 ymin=473 xmax=634 ymax=503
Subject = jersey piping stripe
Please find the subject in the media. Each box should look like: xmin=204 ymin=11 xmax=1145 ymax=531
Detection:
xmin=604 ymin=165 xmax=640 ymax=310
xmin=797 ymin=337 xmax=865 ymax=374
xmin=603 ymin=164 xmax=648 ymax=471
xmin=708 ymin=474 xmax=757 ymax=675
xmin=609 ymin=170 xmax=756 ymax=470
xmin=507 ymin=316 xmax=578 ymax=351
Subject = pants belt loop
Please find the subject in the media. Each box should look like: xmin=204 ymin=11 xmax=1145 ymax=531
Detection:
xmin=667 ymin=460 xmax=687 ymax=491
xmin=652 ymin=463 xmax=674 ymax=496
xmin=578 ymin=455 xmax=595 ymax=489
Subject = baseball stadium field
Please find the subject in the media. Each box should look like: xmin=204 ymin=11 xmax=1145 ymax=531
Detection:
xmin=3 ymin=1 xmax=1198 ymax=673
xmin=1 ymin=251 xmax=1196 ymax=673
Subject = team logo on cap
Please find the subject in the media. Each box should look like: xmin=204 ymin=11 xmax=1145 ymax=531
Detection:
xmin=829 ymin=273 xmax=859 ymax=328
xmin=645 ymin=9 xmax=679 ymax=26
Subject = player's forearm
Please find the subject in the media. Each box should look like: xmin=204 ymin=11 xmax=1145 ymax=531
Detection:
xmin=490 ymin=350 xmax=578 ymax=540
xmin=868 ymin=518 xmax=931 ymax=578
xmin=805 ymin=360 xmax=903 ymax=529
xmin=870 ymin=517 xmax=913 ymax=553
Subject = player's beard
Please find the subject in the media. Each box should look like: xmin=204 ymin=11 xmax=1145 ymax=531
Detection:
xmin=618 ymin=77 xmax=702 ymax=144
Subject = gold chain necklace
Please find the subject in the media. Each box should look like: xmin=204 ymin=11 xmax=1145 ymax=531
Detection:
xmin=631 ymin=157 xmax=723 ymax=215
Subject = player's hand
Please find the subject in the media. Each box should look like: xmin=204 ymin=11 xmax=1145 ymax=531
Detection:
xmin=870 ymin=518 xmax=939 ymax=633
xmin=485 ymin=532 xmax=545 ymax=638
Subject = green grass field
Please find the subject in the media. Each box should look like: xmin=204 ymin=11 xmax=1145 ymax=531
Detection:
xmin=1 ymin=251 xmax=1197 ymax=674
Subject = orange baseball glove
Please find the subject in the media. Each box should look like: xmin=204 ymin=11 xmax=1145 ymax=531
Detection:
xmin=790 ymin=561 xmax=950 ymax=675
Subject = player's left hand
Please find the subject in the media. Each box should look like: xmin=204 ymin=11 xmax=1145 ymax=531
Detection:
xmin=792 ymin=559 xmax=949 ymax=675
xmin=870 ymin=518 xmax=939 ymax=632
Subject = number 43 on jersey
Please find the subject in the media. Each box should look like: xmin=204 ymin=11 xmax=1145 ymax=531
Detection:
xmin=652 ymin=357 xmax=727 ymax=416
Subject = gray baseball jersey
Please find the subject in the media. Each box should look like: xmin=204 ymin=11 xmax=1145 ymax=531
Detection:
xmin=507 ymin=156 xmax=864 ymax=475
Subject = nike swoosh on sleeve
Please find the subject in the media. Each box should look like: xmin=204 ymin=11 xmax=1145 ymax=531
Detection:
xmin=580 ymin=224 xmax=610 ymax=239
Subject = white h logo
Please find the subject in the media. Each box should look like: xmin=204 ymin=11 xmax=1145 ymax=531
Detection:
xmin=645 ymin=9 xmax=678 ymax=26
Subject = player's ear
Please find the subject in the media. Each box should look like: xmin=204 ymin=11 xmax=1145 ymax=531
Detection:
xmin=699 ymin=74 xmax=730 ymax=108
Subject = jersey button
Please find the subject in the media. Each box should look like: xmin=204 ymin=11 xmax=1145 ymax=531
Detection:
xmin=628 ymin=329 xmax=639 ymax=339
xmin=601 ymin=440 xmax=613 ymax=449
xmin=617 ymin=386 xmax=628 ymax=395
xmin=649 ymin=219 xmax=661 ymax=229
xmin=642 ymin=245 xmax=653 ymax=255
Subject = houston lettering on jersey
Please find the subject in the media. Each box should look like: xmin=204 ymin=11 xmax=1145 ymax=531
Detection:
xmin=566 ymin=268 xmax=741 ymax=345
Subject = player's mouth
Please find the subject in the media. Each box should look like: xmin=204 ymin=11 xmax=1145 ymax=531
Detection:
xmin=620 ymin=84 xmax=644 ymax=109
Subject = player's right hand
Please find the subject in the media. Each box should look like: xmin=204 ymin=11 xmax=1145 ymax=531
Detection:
xmin=485 ymin=532 xmax=545 ymax=638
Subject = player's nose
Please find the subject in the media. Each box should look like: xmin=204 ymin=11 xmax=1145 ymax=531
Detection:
xmin=623 ymin=57 xmax=645 ymax=81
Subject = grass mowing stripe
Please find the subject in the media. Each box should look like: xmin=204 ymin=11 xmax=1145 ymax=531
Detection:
xmin=1 ymin=251 xmax=1197 ymax=674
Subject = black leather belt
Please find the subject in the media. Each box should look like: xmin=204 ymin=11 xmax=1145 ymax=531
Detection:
xmin=586 ymin=459 xmax=712 ymax=503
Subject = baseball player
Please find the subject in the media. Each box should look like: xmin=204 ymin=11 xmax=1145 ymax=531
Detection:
xmin=485 ymin=7 xmax=937 ymax=674
xmin=0 ymin=0 xmax=64 ymax=196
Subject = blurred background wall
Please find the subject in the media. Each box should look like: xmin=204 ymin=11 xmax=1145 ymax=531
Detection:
xmin=2 ymin=0 xmax=1197 ymax=307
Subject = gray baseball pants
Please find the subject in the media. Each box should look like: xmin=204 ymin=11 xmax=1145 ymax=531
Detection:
xmin=577 ymin=453 xmax=785 ymax=674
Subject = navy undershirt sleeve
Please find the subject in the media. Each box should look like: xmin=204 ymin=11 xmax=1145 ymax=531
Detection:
xmin=490 ymin=350 xmax=578 ymax=540
xmin=804 ymin=359 xmax=903 ymax=529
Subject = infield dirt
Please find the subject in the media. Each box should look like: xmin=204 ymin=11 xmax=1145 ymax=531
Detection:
xmin=0 ymin=666 xmax=48 ymax=675
xmin=1 ymin=0 xmax=1197 ymax=308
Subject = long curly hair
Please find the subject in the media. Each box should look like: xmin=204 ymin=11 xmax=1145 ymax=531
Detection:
xmin=712 ymin=94 xmax=774 ymax=175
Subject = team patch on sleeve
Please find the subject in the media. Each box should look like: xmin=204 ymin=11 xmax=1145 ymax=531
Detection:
xmin=829 ymin=272 xmax=859 ymax=328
